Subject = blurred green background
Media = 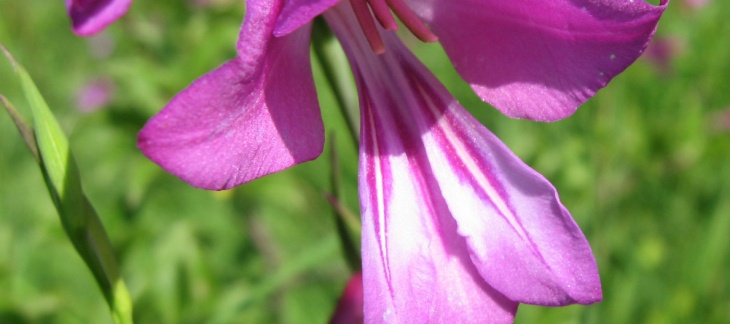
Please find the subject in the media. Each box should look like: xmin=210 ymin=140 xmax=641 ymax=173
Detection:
xmin=1 ymin=0 xmax=728 ymax=323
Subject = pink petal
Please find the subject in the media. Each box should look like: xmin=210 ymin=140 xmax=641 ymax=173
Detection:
xmin=326 ymin=5 xmax=518 ymax=322
xmin=138 ymin=7 xmax=323 ymax=190
xmin=416 ymin=78 xmax=602 ymax=306
xmin=66 ymin=0 xmax=133 ymax=36
xmin=273 ymin=0 xmax=340 ymax=36
xmin=405 ymin=37 xmax=602 ymax=305
xmin=357 ymin=84 xmax=518 ymax=322
xmin=408 ymin=0 xmax=667 ymax=121
xmin=325 ymin=2 xmax=601 ymax=317
xmin=330 ymin=272 xmax=364 ymax=324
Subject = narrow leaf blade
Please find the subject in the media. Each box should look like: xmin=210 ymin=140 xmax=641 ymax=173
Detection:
xmin=1 ymin=45 xmax=134 ymax=324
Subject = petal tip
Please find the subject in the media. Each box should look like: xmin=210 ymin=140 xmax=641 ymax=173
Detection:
xmin=68 ymin=0 xmax=133 ymax=37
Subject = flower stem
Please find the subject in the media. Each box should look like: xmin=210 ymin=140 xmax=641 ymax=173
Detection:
xmin=327 ymin=133 xmax=361 ymax=272
xmin=311 ymin=17 xmax=360 ymax=149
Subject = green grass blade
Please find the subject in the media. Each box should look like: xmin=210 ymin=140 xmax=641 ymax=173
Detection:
xmin=1 ymin=45 xmax=134 ymax=324
xmin=0 ymin=94 xmax=39 ymax=161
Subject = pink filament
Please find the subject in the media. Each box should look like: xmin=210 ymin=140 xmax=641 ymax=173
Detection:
xmin=385 ymin=0 xmax=438 ymax=43
xmin=368 ymin=0 xmax=399 ymax=31
xmin=351 ymin=0 xmax=386 ymax=54
xmin=349 ymin=0 xmax=438 ymax=54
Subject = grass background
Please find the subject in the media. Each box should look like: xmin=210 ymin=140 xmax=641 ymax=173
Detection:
xmin=1 ymin=0 xmax=728 ymax=322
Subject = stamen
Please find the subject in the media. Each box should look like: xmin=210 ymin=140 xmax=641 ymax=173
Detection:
xmin=385 ymin=0 xmax=438 ymax=43
xmin=351 ymin=0 xmax=386 ymax=54
xmin=348 ymin=0 xmax=439 ymax=54
xmin=367 ymin=0 xmax=399 ymax=31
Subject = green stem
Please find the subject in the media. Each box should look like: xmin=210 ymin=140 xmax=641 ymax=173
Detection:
xmin=327 ymin=133 xmax=361 ymax=272
xmin=311 ymin=17 xmax=360 ymax=149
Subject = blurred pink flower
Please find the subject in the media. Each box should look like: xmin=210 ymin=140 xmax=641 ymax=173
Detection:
xmin=643 ymin=36 xmax=684 ymax=75
xmin=684 ymin=0 xmax=710 ymax=9
xmin=138 ymin=0 xmax=666 ymax=321
xmin=76 ymin=77 xmax=114 ymax=113
xmin=66 ymin=0 xmax=133 ymax=36
xmin=709 ymin=108 xmax=730 ymax=132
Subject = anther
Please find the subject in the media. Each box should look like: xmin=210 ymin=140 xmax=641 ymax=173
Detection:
xmin=368 ymin=0 xmax=399 ymax=31
xmin=385 ymin=0 xmax=438 ymax=43
xmin=349 ymin=0 xmax=439 ymax=55
xmin=351 ymin=0 xmax=386 ymax=54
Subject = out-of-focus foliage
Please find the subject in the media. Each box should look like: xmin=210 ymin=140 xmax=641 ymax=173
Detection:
xmin=0 ymin=0 xmax=728 ymax=322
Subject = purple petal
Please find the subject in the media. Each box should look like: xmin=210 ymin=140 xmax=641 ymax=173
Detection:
xmin=357 ymin=84 xmax=519 ymax=321
xmin=325 ymin=2 xmax=601 ymax=316
xmin=416 ymin=81 xmax=602 ymax=305
xmin=273 ymin=0 xmax=340 ymax=36
xmin=235 ymin=0 xmax=282 ymax=71
xmin=409 ymin=0 xmax=667 ymax=121
xmin=139 ymin=9 xmax=323 ymax=190
xmin=66 ymin=0 xmax=132 ymax=36
xmin=405 ymin=37 xmax=602 ymax=305
xmin=326 ymin=5 xmax=518 ymax=322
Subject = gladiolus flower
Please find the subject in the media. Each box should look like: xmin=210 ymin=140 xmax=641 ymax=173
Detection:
xmin=76 ymin=77 xmax=115 ymax=113
xmin=138 ymin=0 xmax=666 ymax=322
xmin=66 ymin=0 xmax=133 ymax=36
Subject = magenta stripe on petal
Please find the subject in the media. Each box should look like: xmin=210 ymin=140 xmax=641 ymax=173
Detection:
xmin=410 ymin=75 xmax=602 ymax=305
xmin=356 ymin=75 xmax=519 ymax=323
xmin=389 ymin=30 xmax=601 ymax=304
xmin=66 ymin=0 xmax=132 ymax=36
xmin=326 ymin=3 xmax=522 ymax=322
xmin=325 ymin=2 xmax=602 ymax=319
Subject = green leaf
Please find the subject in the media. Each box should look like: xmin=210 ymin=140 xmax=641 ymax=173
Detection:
xmin=1 ymin=45 xmax=134 ymax=324
xmin=0 ymin=94 xmax=38 ymax=161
